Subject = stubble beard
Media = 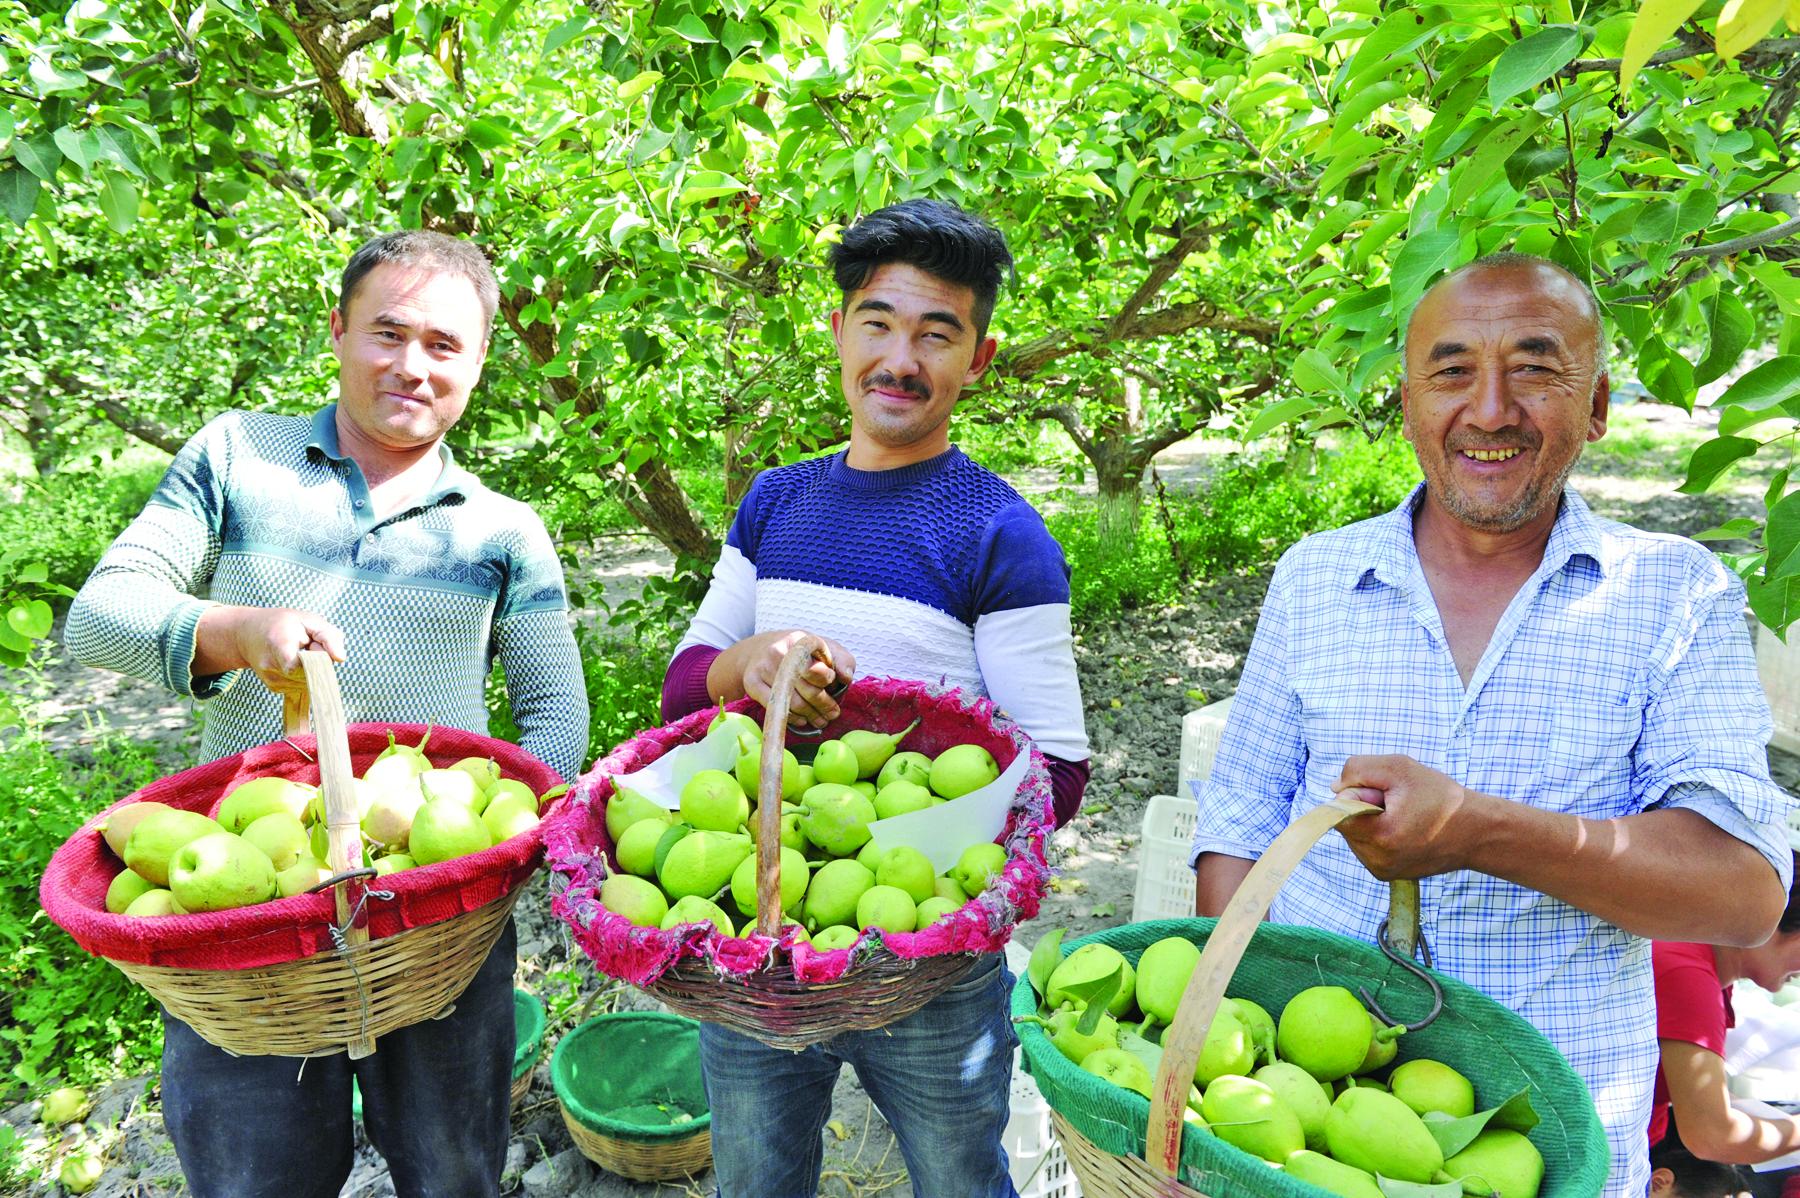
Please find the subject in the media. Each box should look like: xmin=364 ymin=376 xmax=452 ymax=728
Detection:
xmin=1427 ymin=442 xmax=1585 ymax=533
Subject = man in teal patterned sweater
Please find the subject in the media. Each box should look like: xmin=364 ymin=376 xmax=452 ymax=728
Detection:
xmin=66 ymin=230 xmax=587 ymax=1197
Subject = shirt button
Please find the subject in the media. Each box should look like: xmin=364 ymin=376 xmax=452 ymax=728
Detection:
xmin=354 ymin=500 xmax=365 ymax=509
xmin=364 ymin=534 xmax=377 ymax=546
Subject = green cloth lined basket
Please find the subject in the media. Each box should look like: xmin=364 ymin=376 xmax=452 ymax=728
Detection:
xmin=551 ymin=1010 xmax=711 ymax=1142
xmin=1011 ymin=917 xmax=1609 ymax=1198
xmin=512 ymin=988 xmax=546 ymax=1082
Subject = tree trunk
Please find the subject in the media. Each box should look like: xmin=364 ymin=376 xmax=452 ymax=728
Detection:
xmin=1094 ymin=456 xmax=1147 ymax=557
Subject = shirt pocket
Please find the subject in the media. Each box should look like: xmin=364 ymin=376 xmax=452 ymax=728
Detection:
xmin=1539 ymin=681 xmax=1644 ymax=815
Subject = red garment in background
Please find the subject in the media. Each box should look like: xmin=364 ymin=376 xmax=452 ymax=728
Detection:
xmin=1648 ymin=940 xmax=1737 ymax=1148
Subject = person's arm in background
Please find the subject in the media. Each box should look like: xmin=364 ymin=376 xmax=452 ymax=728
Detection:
xmin=1663 ymin=1042 xmax=1800 ymax=1164
xmin=970 ymin=503 xmax=1089 ymax=827
xmin=1333 ymin=553 xmax=1792 ymax=948
xmin=660 ymin=478 xmax=854 ymax=729
xmin=492 ymin=518 xmax=589 ymax=782
xmin=1190 ymin=553 xmax=1307 ymax=914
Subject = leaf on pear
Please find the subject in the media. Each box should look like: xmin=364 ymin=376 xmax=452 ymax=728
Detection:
xmin=1421 ymin=1106 xmax=1502 ymax=1159
xmin=1118 ymin=1027 xmax=1165 ymax=1077
xmin=1026 ymin=928 xmax=1064 ymax=1000
xmin=1071 ymin=970 xmax=1123 ymax=1035
xmin=1489 ymin=1087 xmax=1540 ymax=1133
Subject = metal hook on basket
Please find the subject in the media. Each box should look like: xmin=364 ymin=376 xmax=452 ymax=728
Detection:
xmin=1357 ymin=917 xmax=1444 ymax=1031
xmin=783 ymin=677 xmax=851 ymax=741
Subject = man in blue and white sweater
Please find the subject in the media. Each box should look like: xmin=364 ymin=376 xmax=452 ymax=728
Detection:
xmin=660 ymin=199 xmax=1090 ymax=1198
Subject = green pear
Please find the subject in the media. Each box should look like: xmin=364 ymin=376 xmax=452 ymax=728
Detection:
xmin=1389 ymin=1058 xmax=1476 ymax=1119
xmin=730 ymin=845 xmax=808 ymax=916
xmin=305 ymin=778 xmax=380 ymax=827
xmin=736 ymin=746 xmax=803 ymax=801
xmin=855 ymin=839 xmax=885 ymax=871
xmin=122 ymin=888 xmax=182 ymax=917
xmin=40 ymin=1086 xmax=90 ymax=1125
xmin=241 ymin=812 xmax=310 ymax=871
xmin=276 ymin=855 xmax=334 ymax=896
xmin=1042 ymin=1003 xmax=1120 ymax=1065
xmin=1082 ymin=1047 xmax=1153 ymax=1099
xmin=710 ymin=706 xmax=762 ymax=742
xmin=448 ymin=756 xmax=502 ymax=794
xmin=876 ymin=751 xmax=933 ymax=791
xmin=410 ymin=798 xmax=494 ymax=865
xmin=873 ymin=780 xmax=934 ymax=819
xmin=418 ymin=768 xmax=481 ymax=809
xmin=371 ymin=852 xmax=417 ymax=878
xmin=661 ymin=894 xmax=734 ymax=937
xmin=615 ymin=815 xmax=670 ymax=875
xmin=794 ymin=764 xmax=816 ymax=793
xmin=1356 ymin=1012 xmax=1402 ymax=1074
xmin=1255 ymin=1061 xmax=1333 ymax=1153
xmin=1441 ymin=1129 xmax=1544 ymax=1198
xmin=169 ymin=832 xmax=278 ymax=912
xmin=1277 ymin=986 xmax=1377 ymax=1082
xmin=856 ymin=884 xmax=917 ymax=933
xmin=934 ymin=875 xmax=967 ymax=902
xmin=1284 ymin=1149 xmax=1384 ymax=1198
xmin=680 ymin=768 xmax=750 ymax=832
xmin=1135 ymin=936 xmax=1200 ymax=1024
xmin=915 ymin=896 xmax=962 ymax=927
xmin=1193 ymin=1005 xmax=1255 ymax=1085
xmin=1201 ymin=1074 xmax=1305 ymax=1164
xmin=811 ymin=924 xmax=860 ymax=950
xmin=363 ymin=751 xmax=428 ymax=801
xmin=487 ymin=778 xmax=537 ymax=813
xmin=929 ymin=743 xmax=1000 ymax=798
xmin=601 ymin=873 xmax=669 ymax=927
xmin=658 ymin=830 xmax=754 ymax=900
xmin=124 ymin=808 xmax=227 ymax=887
xmin=605 ymin=787 xmax=668 ymax=844
xmin=950 ymin=842 xmax=1008 ymax=896
xmin=851 ymin=780 xmax=877 ymax=799
xmin=102 ymin=801 xmax=174 ymax=858
xmin=59 ymin=1152 xmax=103 ymax=1195
xmin=1229 ymin=996 xmax=1279 ymax=1067
xmin=1323 ymin=1086 xmax=1445 ymax=1184
xmin=1046 ymin=943 xmax=1135 ymax=1017
xmin=799 ymin=787 xmax=877 ymax=855
xmin=361 ymin=773 xmax=424 ymax=851
xmin=802 ymin=859 xmax=875 ymax=930
xmin=747 ymin=805 xmax=806 ymax=852
xmin=811 ymin=740 xmax=861 ymax=786
xmin=840 ymin=720 xmax=921 ymax=778
xmin=875 ymin=846 xmax=936 ymax=903
xmin=482 ymin=796 xmax=540 ymax=843
xmin=104 ymin=870 xmax=157 ymax=915
xmin=215 ymin=777 xmax=317 ymax=834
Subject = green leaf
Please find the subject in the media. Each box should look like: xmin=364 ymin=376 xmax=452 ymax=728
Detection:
xmin=1297 ymin=202 xmax=1366 ymax=260
xmin=1071 ymin=971 xmax=1122 ymax=1034
xmin=28 ymin=56 xmax=88 ymax=94
xmin=1769 ymin=468 xmax=1791 ymax=511
xmin=0 ymin=167 xmax=40 ymax=226
xmin=1245 ymin=396 xmax=1322 ymax=441
xmin=1449 ymin=113 xmax=1548 ymax=209
xmin=0 ymin=621 xmax=28 ymax=653
xmin=1676 ymin=436 xmax=1758 ymax=494
xmin=1488 ymin=27 xmax=1584 ymax=109
xmin=1717 ymin=357 xmax=1800 ymax=412
xmin=12 ymin=135 xmax=61 ymax=181
xmin=16 ymin=562 xmax=47 ymax=584
xmin=1026 ymin=929 xmax=1064 ymax=999
xmin=1420 ymin=1106 xmax=1502 ymax=1159
xmin=1637 ymin=335 xmax=1695 ymax=411
xmin=92 ymin=126 xmax=144 ymax=178
xmin=677 ymin=171 xmax=748 ymax=206
xmin=1292 ymin=348 xmax=1347 ymax=395
xmin=543 ymin=15 xmax=591 ymax=55
xmin=1388 ymin=228 xmax=1462 ymax=311
xmin=1620 ymin=0 xmax=1707 ymax=89
xmin=1696 ymin=292 xmax=1755 ymax=385
xmin=52 ymin=126 xmax=97 ymax=172
xmin=671 ymin=13 xmax=717 ymax=43
xmin=1488 ymin=1087 xmax=1540 ymax=1134
xmin=466 ymin=119 xmax=512 ymax=149
xmin=1718 ymin=402 xmax=1800 ymax=438
xmin=6 ymin=600 xmax=53 ymax=641
xmin=98 ymin=173 xmax=138 ymax=233
xmin=1117 ymin=1026 xmax=1165 ymax=1078
xmin=1693 ymin=518 xmax=1761 ymax=542
xmin=609 ymin=211 xmax=651 ymax=249
xmin=1746 ymin=573 xmax=1800 ymax=636
xmin=617 ymin=71 xmax=663 ymax=103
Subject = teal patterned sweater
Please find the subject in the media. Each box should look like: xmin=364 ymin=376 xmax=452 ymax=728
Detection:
xmin=66 ymin=406 xmax=589 ymax=781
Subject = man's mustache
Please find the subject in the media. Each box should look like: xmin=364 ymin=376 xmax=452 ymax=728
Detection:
xmin=864 ymin=373 xmax=930 ymax=399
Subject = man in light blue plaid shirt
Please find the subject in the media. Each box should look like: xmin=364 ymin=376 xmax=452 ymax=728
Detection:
xmin=1192 ymin=254 xmax=1796 ymax=1197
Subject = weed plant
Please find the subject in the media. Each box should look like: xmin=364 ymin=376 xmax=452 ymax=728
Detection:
xmin=0 ymin=461 xmax=163 ymax=596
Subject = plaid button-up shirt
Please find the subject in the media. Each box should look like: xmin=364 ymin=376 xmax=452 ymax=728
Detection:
xmin=1192 ymin=483 xmax=1795 ymax=1198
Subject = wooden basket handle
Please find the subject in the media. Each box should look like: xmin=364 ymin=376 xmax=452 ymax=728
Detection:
xmin=1143 ymin=795 xmax=1380 ymax=1181
xmin=282 ymin=649 xmax=376 ymax=1058
xmin=752 ymin=636 xmax=835 ymax=937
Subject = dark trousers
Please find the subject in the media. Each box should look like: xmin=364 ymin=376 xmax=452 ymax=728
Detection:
xmin=161 ymin=920 xmax=517 ymax=1198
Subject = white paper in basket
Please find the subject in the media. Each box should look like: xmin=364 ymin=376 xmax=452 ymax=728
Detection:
xmin=606 ymin=721 xmax=744 ymax=810
xmin=863 ymin=748 xmax=1030 ymax=874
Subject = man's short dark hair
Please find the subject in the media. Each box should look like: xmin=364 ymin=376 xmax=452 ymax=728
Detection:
xmin=338 ymin=231 xmax=499 ymax=340
xmin=827 ymin=199 xmax=1014 ymax=339
xmin=1650 ymin=1137 xmax=1749 ymax=1197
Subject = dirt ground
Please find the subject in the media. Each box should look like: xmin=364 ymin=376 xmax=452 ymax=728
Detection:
xmin=11 ymin=413 xmax=1799 ymax=1198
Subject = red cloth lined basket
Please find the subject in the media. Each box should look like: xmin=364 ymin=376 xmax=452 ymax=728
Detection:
xmin=41 ymin=724 xmax=565 ymax=971
xmin=546 ymin=677 xmax=1053 ymax=1046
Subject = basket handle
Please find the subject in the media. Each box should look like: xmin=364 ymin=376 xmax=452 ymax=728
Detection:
xmin=1143 ymin=795 xmax=1379 ymax=1181
xmin=751 ymin=636 xmax=836 ymax=937
xmin=284 ymin=649 xmax=377 ymax=1059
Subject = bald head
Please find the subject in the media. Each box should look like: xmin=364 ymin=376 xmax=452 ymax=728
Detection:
xmin=1406 ymin=253 xmax=1606 ymax=372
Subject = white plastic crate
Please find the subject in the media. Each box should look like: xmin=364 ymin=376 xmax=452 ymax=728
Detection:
xmin=1178 ymin=696 xmax=1234 ymax=800
xmin=1002 ymin=941 xmax=1081 ymax=1197
xmin=1131 ymin=794 xmax=1199 ymax=922
xmin=1756 ymin=624 xmax=1800 ymax=755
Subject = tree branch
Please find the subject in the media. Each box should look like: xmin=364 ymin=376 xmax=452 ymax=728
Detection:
xmin=1672 ymin=213 xmax=1800 ymax=261
xmin=1560 ymin=35 xmax=1800 ymax=77
xmin=89 ymin=395 xmax=187 ymax=456
xmin=239 ymin=152 xmax=360 ymax=231
xmin=1099 ymin=227 xmax=1212 ymax=345
xmin=996 ymin=300 xmax=1277 ymax=381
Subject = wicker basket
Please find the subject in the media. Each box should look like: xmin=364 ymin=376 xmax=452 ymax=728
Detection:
xmin=561 ymin=1110 xmax=713 ymax=1182
xmin=552 ymin=1011 xmax=713 ymax=1182
xmin=552 ymin=636 xmax=1053 ymax=1050
xmin=41 ymin=650 xmax=559 ymax=1059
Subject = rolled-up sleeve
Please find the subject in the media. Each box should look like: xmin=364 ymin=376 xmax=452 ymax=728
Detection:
xmin=1190 ymin=559 xmax=1307 ymax=866
xmin=65 ymin=419 xmax=237 ymax=699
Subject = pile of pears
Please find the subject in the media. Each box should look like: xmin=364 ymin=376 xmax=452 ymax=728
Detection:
xmin=100 ymin=732 xmax=560 ymax=917
xmin=598 ymin=709 xmax=1012 ymax=949
xmin=1024 ymin=933 xmax=1547 ymax=1198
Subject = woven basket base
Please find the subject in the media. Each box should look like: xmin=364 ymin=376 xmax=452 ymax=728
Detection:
xmin=1052 ymin=1110 xmax=1215 ymax=1198
xmin=646 ymin=950 xmax=978 ymax=1050
xmin=112 ymin=890 xmax=521 ymax=1057
xmin=510 ymin=1061 xmax=534 ymax=1108
xmin=561 ymin=1105 xmax=711 ymax=1182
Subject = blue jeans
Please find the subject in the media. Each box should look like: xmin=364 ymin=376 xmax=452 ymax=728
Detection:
xmin=698 ymin=955 xmax=1019 ymax=1198
xmin=160 ymin=919 xmax=516 ymax=1198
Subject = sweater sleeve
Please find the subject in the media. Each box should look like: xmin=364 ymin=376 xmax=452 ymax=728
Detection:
xmin=64 ymin=416 xmax=237 ymax=699
xmin=492 ymin=517 xmax=588 ymax=782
